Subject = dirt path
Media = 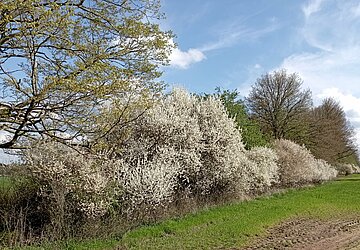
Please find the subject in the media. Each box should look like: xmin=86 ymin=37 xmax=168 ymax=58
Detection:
xmin=242 ymin=217 xmax=360 ymax=250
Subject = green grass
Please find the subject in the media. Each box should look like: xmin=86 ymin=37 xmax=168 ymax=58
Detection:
xmin=8 ymin=174 xmax=360 ymax=249
xmin=120 ymin=174 xmax=360 ymax=249
xmin=0 ymin=176 xmax=14 ymax=190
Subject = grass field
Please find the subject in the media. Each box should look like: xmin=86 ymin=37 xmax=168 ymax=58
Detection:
xmin=8 ymin=174 xmax=360 ymax=249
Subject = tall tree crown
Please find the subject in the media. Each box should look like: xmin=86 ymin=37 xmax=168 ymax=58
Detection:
xmin=246 ymin=69 xmax=312 ymax=139
xmin=0 ymin=0 xmax=173 ymax=148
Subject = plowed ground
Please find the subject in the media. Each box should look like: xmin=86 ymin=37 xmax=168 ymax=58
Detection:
xmin=242 ymin=217 xmax=360 ymax=250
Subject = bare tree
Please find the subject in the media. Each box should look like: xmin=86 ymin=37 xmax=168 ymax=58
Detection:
xmin=308 ymin=98 xmax=358 ymax=164
xmin=246 ymin=69 xmax=312 ymax=140
xmin=0 ymin=0 xmax=173 ymax=149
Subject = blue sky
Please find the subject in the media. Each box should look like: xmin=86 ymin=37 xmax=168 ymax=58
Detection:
xmin=1 ymin=0 xmax=360 ymax=163
xmin=161 ymin=0 xmax=360 ymax=150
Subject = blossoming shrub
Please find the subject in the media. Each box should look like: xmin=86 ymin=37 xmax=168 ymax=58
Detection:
xmin=17 ymin=88 xmax=347 ymax=242
xmin=352 ymin=164 xmax=360 ymax=173
xmin=24 ymin=141 xmax=120 ymax=221
xmin=336 ymin=163 xmax=360 ymax=175
xmin=115 ymin=89 xmax=258 ymax=208
xmin=118 ymin=149 xmax=181 ymax=217
xmin=115 ymin=89 xmax=202 ymax=214
xmin=273 ymin=139 xmax=337 ymax=186
xmin=195 ymin=95 xmax=257 ymax=195
xmin=246 ymin=147 xmax=279 ymax=191
xmin=313 ymin=159 xmax=338 ymax=181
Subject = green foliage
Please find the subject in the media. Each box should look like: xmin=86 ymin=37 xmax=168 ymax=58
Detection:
xmin=212 ymin=88 xmax=269 ymax=149
xmin=339 ymin=154 xmax=360 ymax=166
xmin=0 ymin=0 xmax=174 ymax=149
xmin=0 ymin=176 xmax=14 ymax=191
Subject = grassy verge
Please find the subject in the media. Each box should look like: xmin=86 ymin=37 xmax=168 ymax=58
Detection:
xmin=7 ymin=174 xmax=360 ymax=249
xmin=121 ymin=174 xmax=360 ymax=249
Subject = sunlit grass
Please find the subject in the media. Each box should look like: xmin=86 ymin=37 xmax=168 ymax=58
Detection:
xmin=9 ymin=174 xmax=360 ymax=249
xmin=120 ymin=174 xmax=360 ymax=249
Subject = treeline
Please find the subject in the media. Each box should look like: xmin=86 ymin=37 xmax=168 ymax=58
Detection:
xmin=213 ymin=69 xmax=359 ymax=166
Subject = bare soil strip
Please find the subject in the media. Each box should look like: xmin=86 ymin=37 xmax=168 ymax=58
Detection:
xmin=242 ymin=217 xmax=360 ymax=250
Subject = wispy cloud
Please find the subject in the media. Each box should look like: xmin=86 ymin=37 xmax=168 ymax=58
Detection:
xmin=280 ymin=0 xmax=360 ymax=148
xmin=201 ymin=22 xmax=279 ymax=52
xmin=302 ymin=0 xmax=324 ymax=18
xmin=282 ymin=0 xmax=360 ymax=93
xmin=169 ymin=20 xmax=279 ymax=70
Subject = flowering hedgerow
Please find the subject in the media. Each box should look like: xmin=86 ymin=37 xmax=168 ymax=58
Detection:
xmin=24 ymin=141 xmax=121 ymax=218
xmin=273 ymin=139 xmax=337 ymax=186
xmin=246 ymin=147 xmax=279 ymax=191
xmin=117 ymin=88 xmax=257 ymax=207
xmin=23 ymin=89 xmax=341 ymax=222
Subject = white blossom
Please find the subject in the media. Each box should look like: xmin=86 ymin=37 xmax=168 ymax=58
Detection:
xmin=273 ymin=139 xmax=338 ymax=186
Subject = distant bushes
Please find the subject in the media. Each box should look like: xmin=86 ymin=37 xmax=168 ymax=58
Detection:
xmin=335 ymin=163 xmax=360 ymax=176
xmin=1 ymin=88 xmax=348 ymax=247
xmin=273 ymin=139 xmax=338 ymax=186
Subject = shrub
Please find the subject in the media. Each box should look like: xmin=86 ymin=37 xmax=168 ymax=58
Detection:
xmin=352 ymin=164 xmax=360 ymax=174
xmin=273 ymin=139 xmax=337 ymax=186
xmin=336 ymin=163 xmax=360 ymax=175
xmin=211 ymin=88 xmax=269 ymax=149
xmin=195 ymin=95 xmax=256 ymax=195
xmin=0 ymin=176 xmax=46 ymax=247
xmin=24 ymin=141 xmax=121 ymax=224
xmin=115 ymin=89 xmax=202 ymax=213
xmin=118 ymin=149 xmax=180 ymax=217
xmin=313 ymin=159 xmax=338 ymax=181
xmin=9 ymin=88 xmax=344 ymax=247
xmin=246 ymin=147 xmax=279 ymax=191
xmin=112 ymin=88 xmax=257 ymax=207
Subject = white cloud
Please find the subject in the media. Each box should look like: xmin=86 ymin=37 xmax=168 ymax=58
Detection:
xmin=169 ymin=17 xmax=279 ymax=70
xmin=317 ymin=88 xmax=360 ymax=112
xmin=281 ymin=49 xmax=360 ymax=96
xmin=280 ymin=0 xmax=360 ymax=149
xmin=0 ymin=131 xmax=9 ymax=143
xmin=302 ymin=0 xmax=324 ymax=18
xmin=169 ymin=47 xmax=206 ymax=69
xmin=254 ymin=64 xmax=262 ymax=69
xmin=0 ymin=131 xmax=17 ymax=164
